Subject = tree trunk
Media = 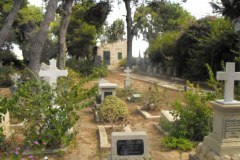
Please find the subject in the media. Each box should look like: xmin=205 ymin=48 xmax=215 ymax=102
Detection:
xmin=28 ymin=0 xmax=59 ymax=76
xmin=57 ymin=0 xmax=73 ymax=69
xmin=0 ymin=0 xmax=23 ymax=47
xmin=124 ymin=0 xmax=133 ymax=67
xmin=0 ymin=60 xmax=2 ymax=69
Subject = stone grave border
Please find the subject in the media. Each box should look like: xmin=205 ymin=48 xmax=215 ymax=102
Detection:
xmin=98 ymin=125 xmax=132 ymax=150
xmin=22 ymin=127 xmax=73 ymax=156
xmin=137 ymin=106 xmax=161 ymax=119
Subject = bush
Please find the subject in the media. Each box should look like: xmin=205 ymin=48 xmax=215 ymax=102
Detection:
xmin=162 ymin=136 xmax=193 ymax=151
xmin=98 ymin=96 xmax=129 ymax=123
xmin=0 ymin=66 xmax=14 ymax=87
xmin=0 ymin=96 xmax=7 ymax=151
xmin=7 ymin=80 xmax=78 ymax=148
xmin=66 ymin=58 xmax=108 ymax=78
xmin=140 ymin=83 xmax=167 ymax=111
xmin=118 ymin=58 xmax=127 ymax=68
xmin=116 ymin=87 xmax=139 ymax=98
xmin=170 ymin=82 xmax=213 ymax=141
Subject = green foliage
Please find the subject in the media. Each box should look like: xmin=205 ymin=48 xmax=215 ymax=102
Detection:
xmin=67 ymin=1 xmax=110 ymax=60
xmin=140 ymin=83 xmax=167 ymax=111
xmin=0 ymin=96 xmax=7 ymax=151
xmin=159 ymin=116 xmax=173 ymax=134
xmin=0 ymin=66 xmax=14 ymax=87
xmin=104 ymin=19 xmax=125 ymax=43
xmin=170 ymin=82 xmax=214 ymax=141
xmin=147 ymin=31 xmax=180 ymax=64
xmin=98 ymin=96 xmax=129 ymax=123
xmin=7 ymin=80 xmax=78 ymax=148
xmin=66 ymin=58 xmax=108 ymax=78
xmin=116 ymin=87 xmax=139 ymax=98
xmin=162 ymin=136 xmax=193 ymax=151
xmin=118 ymin=58 xmax=127 ymax=68
xmin=174 ymin=17 xmax=238 ymax=80
xmin=135 ymin=1 xmax=194 ymax=41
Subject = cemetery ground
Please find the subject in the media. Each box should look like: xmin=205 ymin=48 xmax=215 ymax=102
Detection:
xmin=0 ymin=70 xmax=195 ymax=160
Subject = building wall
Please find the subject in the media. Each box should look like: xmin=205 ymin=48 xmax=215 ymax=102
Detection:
xmin=96 ymin=40 xmax=127 ymax=70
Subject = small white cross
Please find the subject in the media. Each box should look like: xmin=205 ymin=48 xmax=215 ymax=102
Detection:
xmin=39 ymin=59 xmax=68 ymax=86
xmin=124 ymin=67 xmax=132 ymax=79
xmin=217 ymin=62 xmax=240 ymax=102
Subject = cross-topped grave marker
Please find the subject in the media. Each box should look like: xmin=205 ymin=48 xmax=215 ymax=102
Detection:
xmin=39 ymin=59 xmax=68 ymax=87
xmin=124 ymin=67 xmax=132 ymax=79
xmin=217 ymin=62 xmax=240 ymax=103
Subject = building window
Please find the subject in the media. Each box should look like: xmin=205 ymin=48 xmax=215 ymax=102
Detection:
xmin=103 ymin=51 xmax=110 ymax=65
xmin=118 ymin=52 xmax=122 ymax=60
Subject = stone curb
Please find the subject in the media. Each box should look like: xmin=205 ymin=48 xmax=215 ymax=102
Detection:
xmin=137 ymin=106 xmax=161 ymax=119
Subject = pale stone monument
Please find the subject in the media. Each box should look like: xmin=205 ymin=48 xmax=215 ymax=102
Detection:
xmin=196 ymin=62 xmax=240 ymax=159
xmin=39 ymin=59 xmax=68 ymax=87
xmin=98 ymin=82 xmax=118 ymax=102
xmin=124 ymin=67 xmax=132 ymax=88
xmin=0 ymin=111 xmax=14 ymax=138
xmin=110 ymin=131 xmax=149 ymax=160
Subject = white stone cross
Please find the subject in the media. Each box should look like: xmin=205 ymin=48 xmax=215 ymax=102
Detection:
xmin=10 ymin=73 xmax=21 ymax=83
xmin=39 ymin=59 xmax=68 ymax=87
xmin=124 ymin=67 xmax=132 ymax=79
xmin=217 ymin=62 xmax=240 ymax=103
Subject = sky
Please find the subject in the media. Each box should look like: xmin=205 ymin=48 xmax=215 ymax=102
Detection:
xmin=20 ymin=0 xmax=214 ymax=58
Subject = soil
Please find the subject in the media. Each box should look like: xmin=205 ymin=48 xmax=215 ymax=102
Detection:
xmin=0 ymin=70 xmax=194 ymax=160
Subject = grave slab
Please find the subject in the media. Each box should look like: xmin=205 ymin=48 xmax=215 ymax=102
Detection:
xmin=137 ymin=106 xmax=160 ymax=119
xmin=110 ymin=131 xmax=149 ymax=160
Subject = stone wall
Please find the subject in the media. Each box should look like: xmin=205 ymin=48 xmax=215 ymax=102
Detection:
xmin=96 ymin=40 xmax=127 ymax=70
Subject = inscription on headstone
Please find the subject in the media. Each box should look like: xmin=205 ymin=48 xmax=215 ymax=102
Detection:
xmin=225 ymin=117 xmax=240 ymax=138
xmin=111 ymin=131 xmax=148 ymax=160
xmin=117 ymin=139 xmax=144 ymax=156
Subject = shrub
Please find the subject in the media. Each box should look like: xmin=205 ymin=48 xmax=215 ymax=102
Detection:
xmin=0 ymin=66 xmax=14 ymax=87
xmin=118 ymin=58 xmax=127 ymax=68
xmin=170 ymin=82 xmax=213 ymax=141
xmin=162 ymin=136 xmax=193 ymax=151
xmin=0 ymin=96 xmax=7 ymax=151
xmin=116 ymin=87 xmax=139 ymax=98
xmin=66 ymin=58 xmax=108 ymax=78
xmin=7 ymin=80 xmax=78 ymax=148
xmin=98 ymin=96 xmax=129 ymax=124
xmin=140 ymin=83 xmax=167 ymax=111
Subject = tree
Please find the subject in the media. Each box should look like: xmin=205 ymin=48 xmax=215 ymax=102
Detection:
xmin=14 ymin=5 xmax=43 ymax=61
xmin=123 ymin=0 xmax=142 ymax=67
xmin=57 ymin=0 xmax=74 ymax=69
xmin=66 ymin=1 xmax=110 ymax=60
xmin=0 ymin=0 xmax=24 ymax=47
xmin=135 ymin=1 xmax=194 ymax=41
xmin=28 ymin=0 xmax=59 ymax=76
xmin=211 ymin=0 xmax=240 ymax=21
xmin=174 ymin=16 xmax=238 ymax=80
xmin=105 ymin=19 xmax=125 ymax=43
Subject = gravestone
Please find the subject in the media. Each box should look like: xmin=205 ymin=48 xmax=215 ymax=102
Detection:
xmin=124 ymin=67 xmax=132 ymax=88
xmin=0 ymin=111 xmax=14 ymax=138
xmin=39 ymin=59 xmax=68 ymax=87
xmin=110 ymin=131 xmax=149 ymax=160
xmin=196 ymin=62 xmax=240 ymax=159
xmin=99 ymin=82 xmax=118 ymax=102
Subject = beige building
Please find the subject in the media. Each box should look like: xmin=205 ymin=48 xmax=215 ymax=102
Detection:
xmin=94 ymin=40 xmax=127 ymax=70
